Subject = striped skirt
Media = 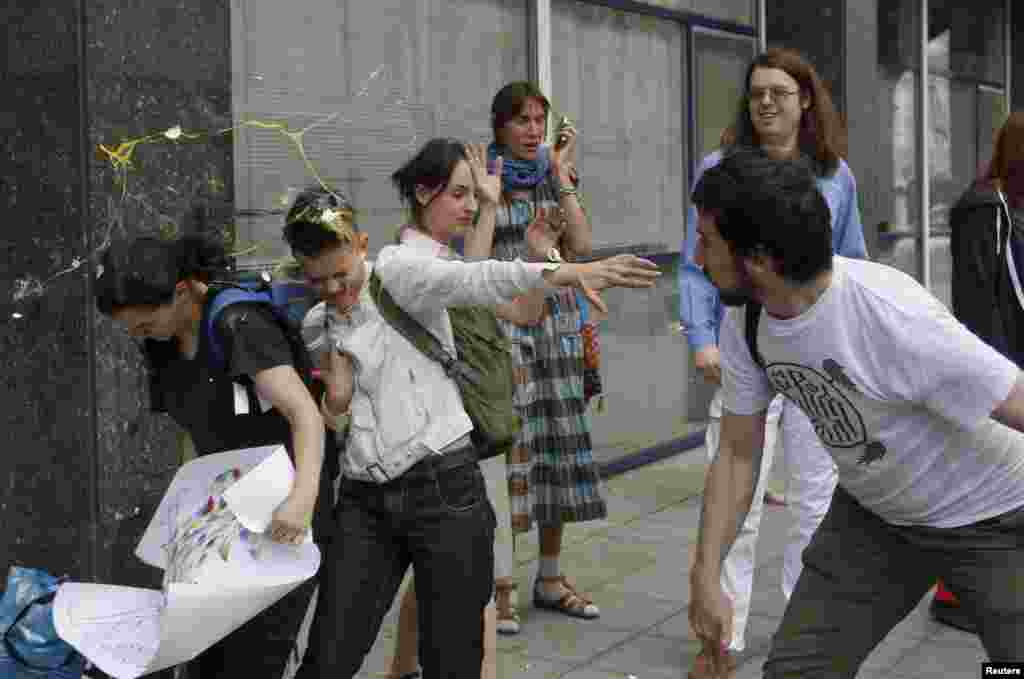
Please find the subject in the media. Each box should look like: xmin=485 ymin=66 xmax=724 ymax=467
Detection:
xmin=503 ymin=288 xmax=607 ymax=534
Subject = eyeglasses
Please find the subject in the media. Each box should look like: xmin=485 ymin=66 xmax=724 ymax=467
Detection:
xmin=747 ymin=87 xmax=800 ymax=103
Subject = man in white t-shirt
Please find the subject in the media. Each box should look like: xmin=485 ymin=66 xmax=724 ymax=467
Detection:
xmin=686 ymin=148 xmax=1024 ymax=676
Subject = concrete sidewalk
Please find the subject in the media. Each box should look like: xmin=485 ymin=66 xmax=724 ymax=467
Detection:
xmin=354 ymin=447 xmax=989 ymax=678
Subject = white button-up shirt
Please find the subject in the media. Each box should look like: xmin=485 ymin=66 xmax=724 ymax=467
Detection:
xmin=303 ymin=228 xmax=558 ymax=483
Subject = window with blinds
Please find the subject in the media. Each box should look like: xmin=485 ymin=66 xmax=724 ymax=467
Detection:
xmin=550 ymin=0 xmax=687 ymax=253
xmin=229 ymin=0 xmax=529 ymax=267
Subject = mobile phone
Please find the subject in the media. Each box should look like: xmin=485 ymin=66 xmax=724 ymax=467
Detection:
xmin=555 ymin=115 xmax=572 ymax=150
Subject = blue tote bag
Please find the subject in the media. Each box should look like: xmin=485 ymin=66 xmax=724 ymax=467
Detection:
xmin=0 ymin=567 xmax=84 ymax=679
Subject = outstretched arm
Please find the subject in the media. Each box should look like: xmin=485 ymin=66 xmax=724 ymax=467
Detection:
xmin=376 ymin=244 xmax=660 ymax=316
xmin=689 ymin=408 xmax=767 ymax=662
xmin=692 ymin=409 xmax=768 ymax=581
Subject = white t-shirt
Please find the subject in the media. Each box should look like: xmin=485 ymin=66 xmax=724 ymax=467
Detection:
xmin=721 ymin=256 xmax=1024 ymax=527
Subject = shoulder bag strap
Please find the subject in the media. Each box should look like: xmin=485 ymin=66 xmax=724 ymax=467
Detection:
xmin=368 ymin=272 xmax=482 ymax=387
xmin=745 ymin=302 xmax=765 ymax=370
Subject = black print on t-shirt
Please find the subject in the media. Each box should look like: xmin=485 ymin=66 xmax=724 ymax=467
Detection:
xmin=766 ymin=363 xmax=867 ymax=448
xmin=821 ymin=358 xmax=860 ymax=393
xmin=858 ymin=441 xmax=888 ymax=465
xmin=766 ymin=360 xmax=888 ymax=465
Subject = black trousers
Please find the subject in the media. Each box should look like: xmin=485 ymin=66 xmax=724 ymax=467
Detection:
xmin=295 ymin=451 xmax=496 ymax=679
xmin=765 ymin=486 xmax=1024 ymax=677
xmin=193 ymin=576 xmax=317 ymax=678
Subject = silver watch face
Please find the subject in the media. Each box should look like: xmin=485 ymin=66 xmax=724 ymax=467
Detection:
xmin=547 ymin=247 xmax=563 ymax=263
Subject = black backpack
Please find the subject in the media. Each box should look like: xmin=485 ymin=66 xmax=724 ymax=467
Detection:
xmin=200 ymin=276 xmax=341 ymax=480
xmin=202 ymin=274 xmax=317 ymax=383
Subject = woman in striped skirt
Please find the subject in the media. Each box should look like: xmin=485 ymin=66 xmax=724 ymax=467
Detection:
xmin=463 ymin=81 xmax=606 ymax=627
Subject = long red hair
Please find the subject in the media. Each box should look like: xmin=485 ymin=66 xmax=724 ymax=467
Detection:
xmin=721 ymin=47 xmax=846 ymax=176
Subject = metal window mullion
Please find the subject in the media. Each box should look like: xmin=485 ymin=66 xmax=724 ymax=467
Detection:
xmin=1006 ymin=0 xmax=1012 ymax=108
xmin=687 ymin=25 xmax=696 ymax=185
xmin=758 ymin=0 xmax=766 ymax=51
xmin=533 ymin=0 xmax=553 ymax=96
xmin=919 ymin=0 xmax=930 ymax=288
xmin=531 ymin=0 xmax=554 ymax=145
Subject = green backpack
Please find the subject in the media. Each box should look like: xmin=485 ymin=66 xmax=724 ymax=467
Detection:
xmin=368 ymin=271 xmax=522 ymax=460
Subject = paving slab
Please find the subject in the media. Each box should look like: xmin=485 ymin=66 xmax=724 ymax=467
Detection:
xmin=889 ymin=638 xmax=989 ymax=678
xmin=589 ymin=633 xmax=702 ymax=678
xmin=339 ymin=446 xmax=998 ymax=679
xmin=496 ymin=621 xmax=635 ymax=666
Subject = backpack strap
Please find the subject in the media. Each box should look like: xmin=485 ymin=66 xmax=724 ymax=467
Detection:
xmin=268 ymin=282 xmax=320 ymax=329
xmin=367 ymin=272 xmax=483 ymax=388
xmin=204 ymin=283 xmax=318 ymax=391
xmin=745 ymin=302 xmax=765 ymax=370
xmin=204 ymin=285 xmax=273 ymax=373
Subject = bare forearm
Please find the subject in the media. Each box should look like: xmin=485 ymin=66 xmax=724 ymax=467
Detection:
xmin=288 ymin=409 xmax=325 ymax=498
xmin=464 ymin=203 xmax=498 ymax=260
xmin=694 ymin=442 xmax=760 ymax=579
xmin=559 ymin=193 xmax=592 ymax=259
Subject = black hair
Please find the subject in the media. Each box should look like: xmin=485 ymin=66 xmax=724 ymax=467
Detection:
xmin=95 ymin=235 xmax=229 ymax=315
xmin=691 ymin=147 xmax=832 ymax=284
xmin=491 ymin=81 xmax=551 ymax=143
xmin=282 ymin=185 xmax=358 ymax=258
xmin=391 ymin=138 xmax=469 ymax=224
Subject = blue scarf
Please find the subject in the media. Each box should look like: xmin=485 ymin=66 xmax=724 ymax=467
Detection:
xmin=488 ymin=142 xmax=551 ymax=190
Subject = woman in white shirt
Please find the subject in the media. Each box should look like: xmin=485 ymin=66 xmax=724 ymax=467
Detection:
xmin=286 ymin=139 xmax=660 ymax=679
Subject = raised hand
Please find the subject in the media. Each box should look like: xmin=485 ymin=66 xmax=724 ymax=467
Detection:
xmin=525 ymin=206 xmax=564 ymax=262
xmin=550 ymin=119 xmax=578 ymax=186
xmin=465 ymin=142 xmax=503 ymax=207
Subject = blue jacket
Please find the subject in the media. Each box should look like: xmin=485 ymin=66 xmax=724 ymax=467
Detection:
xmin=678 ymin=149 xmax=868 ymax=351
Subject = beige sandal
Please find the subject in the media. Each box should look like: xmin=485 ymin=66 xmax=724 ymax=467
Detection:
xmin=533 ymin=575 xmax=600 ymax=619
xmin=495 ymin=578 xmax=521 ymax=635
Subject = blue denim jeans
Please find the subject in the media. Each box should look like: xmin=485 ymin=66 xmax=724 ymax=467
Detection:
xmin=765 ymin=486 xmax=1024 ymax=677
xmin=296 ymin=451 xmax=496 ymax=679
